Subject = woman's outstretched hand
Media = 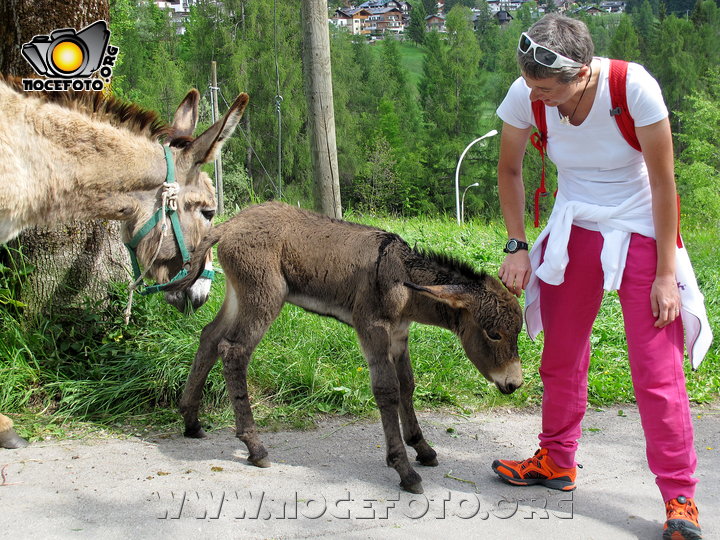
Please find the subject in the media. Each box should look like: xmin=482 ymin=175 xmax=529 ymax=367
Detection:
xmin=499 ymin=251 xmax=532 ymax=297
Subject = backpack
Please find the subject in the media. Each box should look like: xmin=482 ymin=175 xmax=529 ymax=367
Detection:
xmin=528 ymin=59 xmax=681 ymax=247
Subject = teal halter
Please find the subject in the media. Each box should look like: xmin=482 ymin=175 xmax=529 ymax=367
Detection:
xmin=124 ymin=145 xmax=214 ymax=296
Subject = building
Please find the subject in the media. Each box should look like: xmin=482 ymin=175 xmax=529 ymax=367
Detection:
xmin=571 ymin=5 xmax=608 ymax=15
xmin=358 ymin=0 xmax=411 ymax=14
xmin=155 ymin=0 xmax=201 ymax=35
xmin=366 ymin=7 xmax=405 ymax=35
xmin=485 ymin=0 xmax=536 ymax=13
xmin=333 ymin=7 xmax=372 ymax=35
xmin=599 ymin=1 xmax=626 ymax=12
xmin=425 ymin=13 xmax=446 ymax=32
xmin=332 ymin=4 xmax=405 ymax=36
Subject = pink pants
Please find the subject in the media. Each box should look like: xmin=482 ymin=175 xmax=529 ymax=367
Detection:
xmin=538 ymin=225 xmax=698 ymax=501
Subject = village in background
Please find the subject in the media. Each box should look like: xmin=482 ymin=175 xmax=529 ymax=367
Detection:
xmin=155 ymin=0 xmax=628 ymax=39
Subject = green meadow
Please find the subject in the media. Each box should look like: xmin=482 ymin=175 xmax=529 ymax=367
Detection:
xmin=2 ymin=214 xmax=717 ymax=441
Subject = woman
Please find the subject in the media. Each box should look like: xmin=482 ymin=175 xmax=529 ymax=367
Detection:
xmin=491 ymin=14 xmax=710 ymax=540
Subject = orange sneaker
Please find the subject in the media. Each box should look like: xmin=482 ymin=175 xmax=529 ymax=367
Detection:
xmin=492 ymin=448 xmax=577 ymax=491
xmin=663 ymin=496 xmax=702 ymax=540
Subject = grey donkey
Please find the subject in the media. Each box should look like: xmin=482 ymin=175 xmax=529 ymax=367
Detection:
xmin=165 ymin=202 xmax=524 ymax=494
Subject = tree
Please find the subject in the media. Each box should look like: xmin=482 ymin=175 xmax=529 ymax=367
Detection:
xmin=647 ymin=15 xmax=697 ymax=113
xmin=609 ymin=15 xmax=642 ymax=62
xmin=352 ymin=136 xmax=402 ymax=213
xmin=422 ymin=0 xmax=438 ymax=15
xmin=419 ymin=7 xmax=483 ymax=211
xmin=330 ymin=30 xmax=366 ymax=199
xmin=675 ymin=70 xmax=720 ymax=222
xmin=475 ymin=0 xmax=500 ymax=72
xmin=632 ymin=0 xmax=658 ymax=58
xmin=111 ymin=0 xmax=188 ymax=120
xmin=445 ymin=6 xmax=482 ymax=136
xmin=0 ymin=0 xmax=128 ymax=315
xmin=688 ymin=0 xmax=720 ymax=91
xmin=407 ymin=2 xmax=427 ymax=45
xmin=445 ymin=0 xmax=477 ymax=10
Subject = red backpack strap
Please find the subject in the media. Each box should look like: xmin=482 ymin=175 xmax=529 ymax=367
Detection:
xmin=530 ymin=100 xmax=548 ymax=227
xmin=608 ymin=59 xmax=641 ymax=152
xmin=609 ymin=59 xmax=682 ymax=247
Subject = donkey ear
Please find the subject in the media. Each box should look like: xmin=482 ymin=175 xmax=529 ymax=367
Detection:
xmin=187 ymin=92 xmax=249 ymax=165
xmin=404 ymin=282 xmax=470 ymax=309
xmin=171 ymin=89 xmax=200 ymax=138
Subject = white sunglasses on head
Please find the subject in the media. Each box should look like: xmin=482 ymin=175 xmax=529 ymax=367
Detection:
xmin=518 ymin=32 xmax=583 ymax=69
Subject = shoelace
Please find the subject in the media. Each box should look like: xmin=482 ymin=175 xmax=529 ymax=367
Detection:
xmin=666 ymin=498 xmax=698 ymax=522
xmin=520 ymin=451 xmax=583 ymax=472
xmin=521 ymin=451 xmax=544 ymax=470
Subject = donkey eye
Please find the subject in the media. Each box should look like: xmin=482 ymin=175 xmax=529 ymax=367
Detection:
xmin=201 ymin=209 xmax=216 ymax=221
xmin=486 ymin=330 xmax=502 ymax=341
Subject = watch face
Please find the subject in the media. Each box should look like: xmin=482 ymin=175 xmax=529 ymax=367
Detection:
xmin=507 ymin=239 xmax=518 ymax=252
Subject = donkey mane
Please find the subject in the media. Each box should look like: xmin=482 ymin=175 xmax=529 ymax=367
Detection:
xmin=0 ymin=75 xmax=181 ymax=143
xmin=412 ymin=246 xmax=488 ymax=284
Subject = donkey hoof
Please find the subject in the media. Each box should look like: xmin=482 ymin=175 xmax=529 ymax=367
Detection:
xmin=183 ymin=424 xmax=207 ymax=439
xmin=249 ymin=456 xmax=271 ymax=468
xmin=400 ymin=481 xmax=424 ymax=494
xmin=417 ymin=456 xmax=439 ymax=467
xmin=0 ymin=428 xmax=29 ymax=449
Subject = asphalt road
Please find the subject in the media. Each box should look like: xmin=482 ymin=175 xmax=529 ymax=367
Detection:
xmin=2 ymin=404 xmax=718 ymax=539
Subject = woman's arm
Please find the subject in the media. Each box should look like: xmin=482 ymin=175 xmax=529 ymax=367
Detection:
xmin=636 ymin=117 xmax=681 ymax=328
xmin=497 ymin=122 xmax=533 ymax=297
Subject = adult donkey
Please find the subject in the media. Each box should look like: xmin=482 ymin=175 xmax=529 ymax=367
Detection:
xmin=165 ymin=202 xmax=524 ymax=494
xmin=0 ymin=75 xmax=249 ymax=449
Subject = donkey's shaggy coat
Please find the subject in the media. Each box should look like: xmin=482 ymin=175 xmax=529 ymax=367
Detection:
xmin=0 ymin=76 xmax=248 ymax=449
xmin=167 ymin=202 xmax=524 ymax=493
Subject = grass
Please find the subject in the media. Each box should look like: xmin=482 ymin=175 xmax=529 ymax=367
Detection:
xmin=396 ymin=42 xmax=425 ymax=90
xmin=1 ymin=214 xmax=718 ymax=443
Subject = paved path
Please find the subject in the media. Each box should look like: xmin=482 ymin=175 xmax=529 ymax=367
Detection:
xmin=2 ymin=404 xmax=718 ymax=539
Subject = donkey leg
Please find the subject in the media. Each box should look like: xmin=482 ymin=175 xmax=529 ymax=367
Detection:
xmin=219 ymin=282 xmax=284 ymax=469
xmin=358 ymin=323 xmax=423 ymax=494
xmin=220 ymin=339 xmax=270 ymax=468
xmin=180 ymin=320 xmax=227 ymax=438
xmin=393 ymin=338 xmax=437 ymax=467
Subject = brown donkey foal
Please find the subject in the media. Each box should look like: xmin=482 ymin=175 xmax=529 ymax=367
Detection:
xmin=166 ymin=202 xmax=524 ymax=494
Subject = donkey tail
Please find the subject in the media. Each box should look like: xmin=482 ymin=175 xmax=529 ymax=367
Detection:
xmin=162 ymin=220 xmax=228 ymax=292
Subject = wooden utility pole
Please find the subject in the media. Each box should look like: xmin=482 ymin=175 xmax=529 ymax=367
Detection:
xmin=210 ymin=61 xmax=225 ymax=215
xmin=301 ymin=0 xmax=342 ymax=218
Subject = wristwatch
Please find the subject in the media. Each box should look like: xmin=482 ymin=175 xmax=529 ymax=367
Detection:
xmin=503 ymin=238 xmax=529 ymax=254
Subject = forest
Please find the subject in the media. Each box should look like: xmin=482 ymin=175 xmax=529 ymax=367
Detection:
xmin=1 ymin=0 xmax=718 ymax=436
xmin=109 ymin=0 xmax=720 ymax=223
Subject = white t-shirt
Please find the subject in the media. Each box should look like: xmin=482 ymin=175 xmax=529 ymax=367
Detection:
xmin=495 ymin=58 xmax=712 ymax=368
xmin=497 ymin=57 xmax=667 ymax=231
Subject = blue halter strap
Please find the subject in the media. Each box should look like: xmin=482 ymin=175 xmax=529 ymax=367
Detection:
xmin=124 ymin=145 xmax=214 ymax=296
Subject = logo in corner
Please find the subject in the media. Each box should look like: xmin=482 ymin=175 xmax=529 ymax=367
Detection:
xmin=21 ymin=20 xmax=118 ymax=92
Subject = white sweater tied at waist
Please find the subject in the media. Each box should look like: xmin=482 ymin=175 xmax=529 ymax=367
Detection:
xmin=524 ymin=192 xmax=712 ymax=369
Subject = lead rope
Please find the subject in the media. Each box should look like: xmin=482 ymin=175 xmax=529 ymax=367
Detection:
xmin=123 ymin=181 xmax=180 ymax=325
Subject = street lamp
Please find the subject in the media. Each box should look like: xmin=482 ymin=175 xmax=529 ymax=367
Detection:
xmin=455 ymin=130 xmax=498 ymax=225
xmin=461 ymin=182 xmax=480 ymax=224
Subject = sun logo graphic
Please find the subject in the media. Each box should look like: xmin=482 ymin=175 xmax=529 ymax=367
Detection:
xmin=21 ymin=20 xmax=119 ymax=92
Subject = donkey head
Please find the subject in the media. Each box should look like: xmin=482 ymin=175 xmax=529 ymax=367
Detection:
xmin=121 ymin=89 xmax=249 ymax=312
xmin=406 ymin=275 xmax=523 ymax=394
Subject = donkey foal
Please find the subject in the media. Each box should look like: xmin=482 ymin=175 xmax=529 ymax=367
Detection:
xmin=167 ymin=202 xmax=524 ymax=494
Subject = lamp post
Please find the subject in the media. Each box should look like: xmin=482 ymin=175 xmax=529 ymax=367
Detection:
xmin=461 ymin=182 xmax=479 ymax=224
xmin=455 ymin=130 xmax=498 ymax=225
